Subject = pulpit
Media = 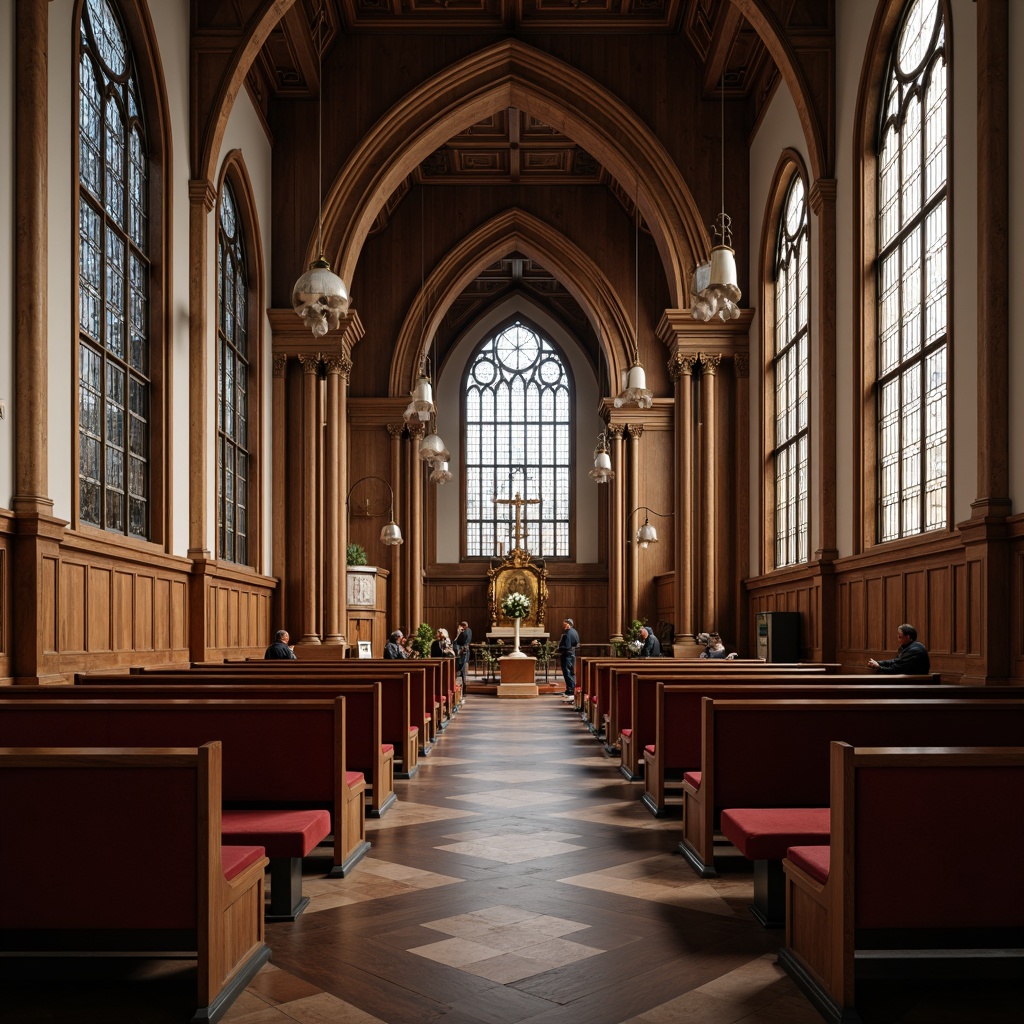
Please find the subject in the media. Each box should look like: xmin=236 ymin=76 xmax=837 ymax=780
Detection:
xmin=346 ymin=566 xmax=388 ymax=656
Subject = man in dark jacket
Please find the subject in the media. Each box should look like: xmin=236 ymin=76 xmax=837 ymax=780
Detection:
xmin=383 ymin=630 xmax=407 ymax=659
xmin=638 ymin=626 xmax=661 ymax=657
xmin=869 ymin=623 xmax=930 ymax=674
xmin=454 ymin=621 xmax=472 ymax=687
xmin=264 ymin=629 xmax=296 ymax=660
xmin=558 ymin=618 xmax=580 ymax=698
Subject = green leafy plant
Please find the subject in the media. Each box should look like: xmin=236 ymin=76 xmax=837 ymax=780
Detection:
xmin=501 ymin=592 xmax=531 ymax=619
xmin=612 ymin=619 xmax=645 ymax=657
xmin=529 ymin=638 xmax=557 ymax=665
xmin=409 ymin=622 xmax=435 ymax=658
xmin=346 ymin=542 xmax=368 ymax=566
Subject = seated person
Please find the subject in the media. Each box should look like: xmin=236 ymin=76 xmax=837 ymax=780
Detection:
xmin=696 ymin=631 xmax=737 ymax=659
xmin=868 ymin=622 xmax=930 ymax=674
xmin=383 ymin=630 xmax=407 ymax=659
xmin=265 ymin=629 xmax=297 ymax=660
xmin=638 ymin=626 xmax=661 ymax=657
xmin=430 ymin=628 xmax=455 ymax=658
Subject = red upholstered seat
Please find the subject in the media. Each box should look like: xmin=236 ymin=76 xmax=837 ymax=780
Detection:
xmin=683 ymin=770 xmax=701 ymax=790
xmin=644 ymin=744 xmax=656 ymax=754
xmin=222 ymin=809 xmax=331 ymax=858
xmin=787 ymin=843 xmax=830 ymax=884
xmin=621 ymin=728 xmax=632 ymax=737
xmin=222 ymin=844 xmax=266 ymax=880
xmin=382 ymin=743 xmax=394 ymax=754
xmin=720 ymin=807 xmax=830 ymax=861
xmin=346 ymin=770 xmax=365 ymax=787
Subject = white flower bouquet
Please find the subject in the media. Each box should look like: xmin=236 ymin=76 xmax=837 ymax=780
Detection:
xmin=501 ymin=592 xmax=531 ymax=620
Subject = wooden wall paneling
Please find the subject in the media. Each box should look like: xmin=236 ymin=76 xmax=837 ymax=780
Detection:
xmin=927 ymin=565 xmax=951 ymax=656
xmin=866 ymin=576 xmax=885 ymax=654
xmin=61 ymin=562 xmax=88 ymax=653
xmin=113 ymin=571 xmax=134 ymax=651
xmin=41 ymin=554 xmax=58 ymax=656
xmin=953 ymin=561 xmax=968 ymax=658
xmin=0 ymin=528 xmax=8 ymax=678
xmin=135 ymin=574 xmax=154 ymax=651
xmin=171 ymin=579 xmax=187 ymax=651
xmin=154 ymin=577 xmax=170 ymax=651
xmin=967 ymin=556 xmax=983 ymax=657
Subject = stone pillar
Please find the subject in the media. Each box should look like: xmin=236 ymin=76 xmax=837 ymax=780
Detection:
xmin=669 ymin=354 xmax=697 ymax=652
xmin=388 ymin=424 xmax=405 ymax=633
xmin=297 ymin=354 xmax=322 ymax=644
xmin=608 ymin=424 xmax=625 ymax=641
xmin=322 ymin=355 xmax=349 ymax=644
xmin=626 ymin=424 xmax=643 ymax=624
xmin=407 ymin=423 xmax=425 ymax=631
xmin=699 ymin=354 xmax=721 ymax=629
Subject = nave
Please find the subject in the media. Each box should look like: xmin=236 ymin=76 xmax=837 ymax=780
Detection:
xmin=5 ymin=695 xmax=1021 ymax=1024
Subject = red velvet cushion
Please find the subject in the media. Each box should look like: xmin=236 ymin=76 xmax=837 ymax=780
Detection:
xmin=621 ymin=728 xmax=632 ymax=737
xmin=786 ymin=844 xmax=830 ymax=884
xmin=222 ymin=844 xmax=266 ymax=880
xmin=720 ymin=807 xmax=830 ymax=860
xmin=645 ymin=744 xmax=656 ymax=754
xmin=382 ymin=743 xmax=394 ymax=754
xmin=222 ymin=808 xmax=331 ymax=858
xmin=409 ymin=727 xmax=418 ymax=736
xmin=346 ymin=770 xmax=365 ymax=787
xmin=683 ymin=770 xmax=701 ymax=790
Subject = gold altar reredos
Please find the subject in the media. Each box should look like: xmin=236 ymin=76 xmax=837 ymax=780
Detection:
xmin=487 ymin=546 xmax=548 ymax=630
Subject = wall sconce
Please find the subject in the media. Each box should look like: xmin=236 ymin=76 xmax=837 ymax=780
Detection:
xmin=627 ymin=506 xmax=673 ymax=549
xmin=346 ymin=475 xmax=403 ymax=546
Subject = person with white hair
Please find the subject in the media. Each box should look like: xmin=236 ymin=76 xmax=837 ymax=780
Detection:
xmin=430 ymin=627 xmax=455 ymax=658
xmin=697 ymin=632 xmax=736 ymax=659
xmin=383 ymin=630 xmax=407 ymax=659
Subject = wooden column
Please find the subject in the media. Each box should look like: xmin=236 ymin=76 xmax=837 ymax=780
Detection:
xmin=669 ymin=354 xmax=697 ymax=651
xmin=388 ymin=424 xmax=405 ymax=632
xmin=699 ymin=354 xmax=721 ymax=629
xmin=626 ymin=424 xmax=643 ymax=624
xmin=408 ymin=423 xmax=425 ymax=631
xmin=961 ymin=0 xmax=1012 ymax=684
xmin=297 ymin=354 xmax=322 ymax=644
xmin=271 ymin=355 xmax=288 ymax=628
xmin=733 ymin=353 xmax=750 ymax=651
xmin=608 ymin=424 xmax=625 ymax=640
xmin=322 ymin=355 xmax=347 ymax=644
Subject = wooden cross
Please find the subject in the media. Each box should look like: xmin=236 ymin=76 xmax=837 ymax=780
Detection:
xmin=494 ymin=491 xmax=541 ymax=551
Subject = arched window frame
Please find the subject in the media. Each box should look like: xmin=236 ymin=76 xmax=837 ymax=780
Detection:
xmin=215 ymin=155 xmax=264 ymax=570
xmin=74 ymin=0 xmax=168 ymax=544
xmin=461 ymin=316 xmax=575 ymax=561
xmin=771 ymin=173 xmax=810 ymax=568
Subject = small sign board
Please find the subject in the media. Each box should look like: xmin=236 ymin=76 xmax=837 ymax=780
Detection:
xmin=357 ymin=640 xmax=373 ymax=659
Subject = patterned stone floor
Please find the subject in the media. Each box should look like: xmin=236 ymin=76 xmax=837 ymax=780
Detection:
xmin=6 ymin=693 xmax=1021 ymax=1022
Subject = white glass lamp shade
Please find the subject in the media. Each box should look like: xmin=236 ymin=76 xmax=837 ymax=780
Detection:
xmin=419 ymin=432 xmax=449 ymax=462
xmin=614 ymin=362 xmax=653 ymax=409
xmin=589 ymin=449 xmax=614 ymax=483
xmin=692 ymin=245 xmax=741 ymax=322
xmin=380 ymin=519 xmax=404 ymax=546
xmin=404 ymin=375 xmax=435 ymax=424
xmin=429 ymin=460 xmax=452 ymax=484
xmin=293 ymin=257 xmax=350 ymax=338
xmin=636 ymin=520 xmax=658 ymax=548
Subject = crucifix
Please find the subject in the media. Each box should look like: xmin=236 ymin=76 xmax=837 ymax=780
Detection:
xmin=494 ymin=491 xmax=541 ymax=552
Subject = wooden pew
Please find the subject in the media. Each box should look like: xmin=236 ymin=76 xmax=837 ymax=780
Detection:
xmin=0 ymin=742 xmax=271 ymax=1022
xmin=0 ymin=697 xmax=370 ymax=877
xmin=780 ymin=742 xmax=1024 ymax=1023
xmin=680 ymin=697 xmax=1024 ymax=903
xmin=74 ymin=676 xmax=396 ymax=817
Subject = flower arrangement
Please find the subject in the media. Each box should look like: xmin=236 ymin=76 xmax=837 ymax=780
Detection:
xmin=501 ymin=591 xmax=531 ymax=620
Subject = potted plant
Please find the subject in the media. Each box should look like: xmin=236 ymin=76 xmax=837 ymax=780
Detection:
xmin=409 ymin=622 xmax=434 ymax=659
xmin=501 ymin=591 xmax=531 ymax=658
xmin=612 ymin=619 xmax=645 ymax=657
xmin=346 ymin=542 xmax=368 ymax=566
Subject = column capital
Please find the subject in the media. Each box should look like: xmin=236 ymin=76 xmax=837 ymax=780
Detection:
xmin=734 ymin=352 xmax=749 ymax=378
xmin=700 ymin=352 xmax=722 ymax=375
xmin=808 ymin=177 xmax=838 ymax=215
xmin=607 ymin=423 xmax=625 ymax=441
xmin=188 ymin=178 xmax=217 ymax=211
xmin=298 ymin=353 xmax=322 ymax=374
xmin=626 ymin=423 xmax=644 ymax=441
xmin=323 ymin=354 xmax=352 ymax=379
xmin=387 ymin=422 xmax=406 ymax=440
xmin=407 ymin=422 xmax=426 ymax=440
xmin=273 ymin=353 xmax=288 ymax=377
xmin=668 ymin=351 xmax=698 ymax=382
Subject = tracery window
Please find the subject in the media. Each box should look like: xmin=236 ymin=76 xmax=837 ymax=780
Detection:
xmin=772 ymin=174 xmax=809 ymax=567
xmin=217 ymin=180 xmax=250 ymax=565
xmin=876 ymin=0 xmax=948 ymax=542
xmin=464 ymin=321 xmax=572 ymax=558
xmin=78 ymin=0 xmax=150 ymax=537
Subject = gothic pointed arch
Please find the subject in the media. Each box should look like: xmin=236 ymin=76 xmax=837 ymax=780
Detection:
xmin=389 ymin=208 xmax=634 ymax=399
xmin=318 ymin=40 xmax=706 ymax=310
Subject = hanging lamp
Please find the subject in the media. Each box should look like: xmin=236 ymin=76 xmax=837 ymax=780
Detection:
xmin=292 ymin=6 xmax=349 ymax=338
xmin=589 ymin=431 xmax=614 ymax=483
xmin=614 ymin=180 xmax=653 ymax=409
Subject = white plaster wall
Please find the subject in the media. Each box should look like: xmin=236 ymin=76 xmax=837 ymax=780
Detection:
xmin=433 ymin=297 xmax=603 ymax=564
xmin=217 ymin=91 xmax=274 ymax=572
xmin=146 ymin=0 xmax=192 ymax=557
xmin=0 ymin=0 xmax=13 ymax=508
xmin=1009 ymin=1 xmax=1024 ymax=512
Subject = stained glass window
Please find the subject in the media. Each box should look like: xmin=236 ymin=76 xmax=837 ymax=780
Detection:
xmin=78 ymin=0 xmax=149 ymax=537
xmin=877 ymin=0 xmax=947 ymax=542
xmin=773 ymin=174 xmax=809 ymax=567
xmin=217 ymin=181 xmax=250 ymax=565
xmin=465 ymin=322 xmax=572 ymax=558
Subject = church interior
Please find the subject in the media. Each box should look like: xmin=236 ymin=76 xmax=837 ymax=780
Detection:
xmin=1 ymin=0 xmax=1023 ymax=1021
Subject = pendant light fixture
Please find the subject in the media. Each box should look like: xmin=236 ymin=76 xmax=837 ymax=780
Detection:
xmin=292 ymin=6 xmax=349 ymax=338
xmin=692 ymin=75 xmax=741 ymax=322
xmin=614 ymin=179 xmax=653 ymax=409
xmin=405 ymin=186 xmax=437 ymax=425
xmin=589 ymin=431 xmax=614 ymax=483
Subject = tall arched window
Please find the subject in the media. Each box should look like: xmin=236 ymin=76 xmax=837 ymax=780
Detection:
xmin=464 ymin=320 xmax=572 ymax=558
xmin=217 ymin=180 xmax=250 ymax=565
xmin=78 ymin=0 xmax=151 ymax=537
xmin=772 ymin=174 xmax=809 ymax=567
xmin=876 ymin=0 xmax=948 ymax=542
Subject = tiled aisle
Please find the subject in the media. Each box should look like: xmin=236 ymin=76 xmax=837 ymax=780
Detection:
xmin=6 ymin=695 xmax=1021 ymax=1022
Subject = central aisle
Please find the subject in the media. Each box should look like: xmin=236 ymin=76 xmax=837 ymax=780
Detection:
xmin=228 ymin=695 xmax=817 ymax=1023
